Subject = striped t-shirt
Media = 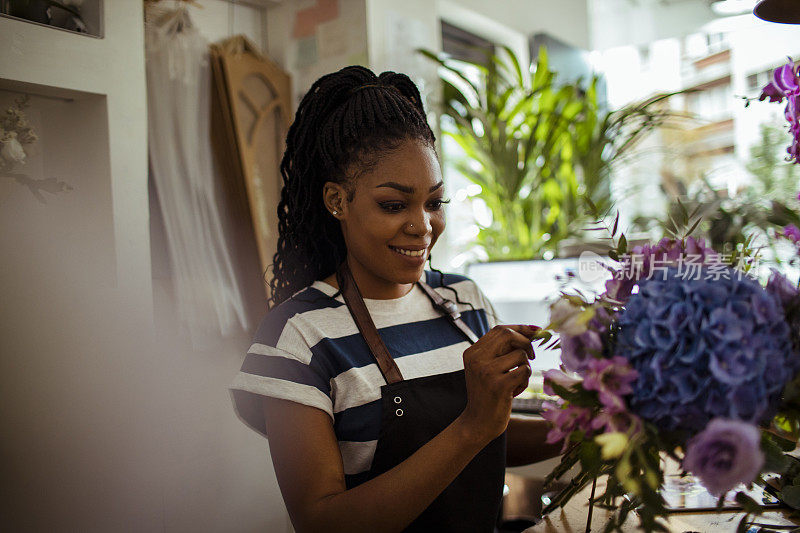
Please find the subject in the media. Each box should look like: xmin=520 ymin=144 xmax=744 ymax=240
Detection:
xmin=230 ymin=270 xmax=497 ymax=487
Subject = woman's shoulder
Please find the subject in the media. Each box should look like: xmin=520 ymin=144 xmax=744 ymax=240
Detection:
xmin=423 ymin=269 xmax=497 ymax=327
xmin=253 ymin=281 xmax=344 ymax=347
xmin=422 ymin=270 xmax=477 ymax=289
xmin=422 ymin=270 xmax=486 ymax=299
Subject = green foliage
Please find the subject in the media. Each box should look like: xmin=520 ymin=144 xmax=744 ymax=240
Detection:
xmin=746 ymin=123 xmax=800 ymax=200
xmin=419 ymin=45 xmax=680 ymax=260
xmin=542 ymin=427 xmax=671 ymax=532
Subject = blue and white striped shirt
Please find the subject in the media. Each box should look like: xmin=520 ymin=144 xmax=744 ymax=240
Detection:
xmin=230 ymin=271 xmax=497 ymax=487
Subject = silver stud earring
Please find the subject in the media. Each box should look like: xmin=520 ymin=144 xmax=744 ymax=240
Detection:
xmin=332 ymin=210 xmax=338 ymax=215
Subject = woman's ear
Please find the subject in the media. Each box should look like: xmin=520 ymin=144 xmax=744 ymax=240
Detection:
xmin=322 ymin=182 xmax=346 ymax=219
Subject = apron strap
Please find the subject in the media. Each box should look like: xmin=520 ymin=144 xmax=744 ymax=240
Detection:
xmin=336 ymin=262 xmax=404 ymax=385
xmin=335 ymin=262 xmax=481 ymax=385
xmin=416 ymin=280 xmax=480 ymax=344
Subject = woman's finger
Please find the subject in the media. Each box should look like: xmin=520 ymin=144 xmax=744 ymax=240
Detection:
xmin=488 ymin=327 xmax=535 ymax=359
xmin=491 ymin=349 xmax=530 ymax=373
xmin=505 ymin=364 xmax=532 ymax=397
xmin=501 ymin=324 xmax=540 ymax=339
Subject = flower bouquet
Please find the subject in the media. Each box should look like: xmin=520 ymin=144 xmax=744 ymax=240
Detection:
xmin=537 ymin=220 xmax=800 ymax=531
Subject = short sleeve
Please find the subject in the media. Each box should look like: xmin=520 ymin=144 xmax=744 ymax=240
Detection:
xmin=230 ymin=335 xmax=334 ymax=438
xmin=471 ymin=280 xmax=501 ymax=328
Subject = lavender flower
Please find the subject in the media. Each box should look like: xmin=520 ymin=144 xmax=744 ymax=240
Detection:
xmin=683 ymin=419 xmax=764 ymax=496
xmin=582 ymin=356 xmax=639 ymax=410
xmin=541 ymin=402 xmax=593 ymax=451
xmin=590 ymin=408 xmax=641 ymax=435
xmin=542 ymin=369 xmax=581 ymax=396
xmin=608 ymin=237 xmax=718 ymax=303
xmin=784 ymin=224 xmax=800 ymax=246
xmin=605 ymin=276 xmax=636 ymax=302
xmin=560 ymin=330 xmax=603 ymax=374
xmin=549 ymin=299 xmax=588 ymax=336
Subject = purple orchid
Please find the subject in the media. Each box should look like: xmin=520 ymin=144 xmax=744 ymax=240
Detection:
xmin=759 ymin=59 xmax=800 ymax=164
xmin=760 ymin=60 xmax=799 ymax=103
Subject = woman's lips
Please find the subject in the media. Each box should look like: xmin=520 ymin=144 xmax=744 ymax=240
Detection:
xmin=389 ymin=245 xmax=427 ymax=264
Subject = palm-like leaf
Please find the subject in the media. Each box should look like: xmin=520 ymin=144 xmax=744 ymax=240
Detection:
xmin=421 ymin=46 xmax=679 ymax=259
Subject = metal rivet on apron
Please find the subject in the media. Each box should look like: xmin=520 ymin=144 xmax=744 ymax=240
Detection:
xmin=395 ymin=408 xmax=403 ymax=417
xmin=393 ymin=396 xmax=402 ymax=404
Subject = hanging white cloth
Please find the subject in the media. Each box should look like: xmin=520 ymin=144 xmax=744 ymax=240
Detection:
xmin=145 ymin=3 xmax=249 ymax=347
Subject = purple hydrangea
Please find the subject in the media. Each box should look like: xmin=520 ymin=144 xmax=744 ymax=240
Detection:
xmin=613 ymin=267 xmax=796 ymax=435
xmin=683 ymin=419 xmax=764 ymax=496
xmin=766 ymin=269 xmax=800 ymax=309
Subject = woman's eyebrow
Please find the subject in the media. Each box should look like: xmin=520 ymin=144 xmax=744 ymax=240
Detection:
xmin=376 ymin=181 xmax=444 ymax=193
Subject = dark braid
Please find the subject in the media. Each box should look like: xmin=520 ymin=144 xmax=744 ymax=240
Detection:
xmin=268 ymin=66 xmax=436 ymax=307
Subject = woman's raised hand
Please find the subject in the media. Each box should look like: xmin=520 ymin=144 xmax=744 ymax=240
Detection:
xmin=458 ymin=325 xmax=538 ymax=445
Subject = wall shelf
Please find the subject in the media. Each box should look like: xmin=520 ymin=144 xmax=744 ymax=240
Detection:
xmin=0 ymin=0 xmax=104 ymax=38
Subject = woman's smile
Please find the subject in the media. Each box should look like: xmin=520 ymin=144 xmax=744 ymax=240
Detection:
xmin=389 ymin=245 xmax=428 ymax=257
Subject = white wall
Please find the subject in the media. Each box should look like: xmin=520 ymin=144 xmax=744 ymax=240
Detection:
xmin=266 ymin=0 xmax=369 ymax=108
xmin=589 ymin=0 xmax=717 ymax=51
xmin=146 ymin=4 xmax=290 ymax=532
xmin=0 ymin=1 xmax=289 ymax=531
xmin=449 ymin=0 xmax=590 ymax=50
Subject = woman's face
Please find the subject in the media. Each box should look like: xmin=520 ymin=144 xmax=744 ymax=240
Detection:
xmin=329 ymin=138 xmax=446 ymax=299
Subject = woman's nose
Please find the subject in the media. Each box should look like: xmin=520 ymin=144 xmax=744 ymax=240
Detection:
xmin=406 ymin=210 xmax=432 ymax=235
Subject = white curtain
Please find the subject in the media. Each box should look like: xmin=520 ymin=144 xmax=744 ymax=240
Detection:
xmin=145 ymin=4 xmax=249 ymax=347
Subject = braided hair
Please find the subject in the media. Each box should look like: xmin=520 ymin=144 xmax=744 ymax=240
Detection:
xmin=268 ymin=66 xmax=436 ymax=307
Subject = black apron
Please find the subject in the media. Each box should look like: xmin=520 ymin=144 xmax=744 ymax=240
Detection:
xmin=336 ymin=263 xmax=506 ymax=533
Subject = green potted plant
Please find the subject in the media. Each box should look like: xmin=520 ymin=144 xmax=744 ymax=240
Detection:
xmin=420 ymin=45 xmax=682 ymax=261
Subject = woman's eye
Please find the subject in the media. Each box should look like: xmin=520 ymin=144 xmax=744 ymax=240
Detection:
xmin=428 ymin=198 xmax=451 ymax=210
xmin=379 ymin=201 xmax=405 ymax=213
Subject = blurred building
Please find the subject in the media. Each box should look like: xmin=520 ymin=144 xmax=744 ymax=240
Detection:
xmin=598 ymin=13 xmax=800 ymax=222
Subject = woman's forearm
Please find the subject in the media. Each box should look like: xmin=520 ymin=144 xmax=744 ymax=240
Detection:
xmin=299 ymin=416 xmax=487 ymax=533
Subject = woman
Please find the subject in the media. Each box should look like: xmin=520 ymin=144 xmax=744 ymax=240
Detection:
xmin=231 ymin=65 xmax=559 ymax=532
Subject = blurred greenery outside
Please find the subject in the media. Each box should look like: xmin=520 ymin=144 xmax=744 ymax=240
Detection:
xmin=421 ymin=46 xmax=800 ymax=267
